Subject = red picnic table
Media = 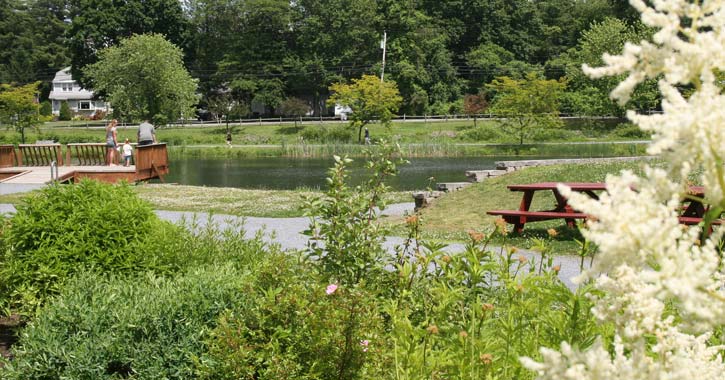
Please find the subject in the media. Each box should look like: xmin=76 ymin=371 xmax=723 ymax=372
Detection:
xmin=487 ymin=183 xmax=719 ymax=233
xmin=487 ymin=182 xmax=605 ymax=233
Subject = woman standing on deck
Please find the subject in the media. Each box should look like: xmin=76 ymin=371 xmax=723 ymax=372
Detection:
xmin=105 ymin=119 xmax=118 ymax=165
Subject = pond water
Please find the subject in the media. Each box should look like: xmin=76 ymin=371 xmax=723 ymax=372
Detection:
xmin=164 ymin=156 xmax=555 ymax=191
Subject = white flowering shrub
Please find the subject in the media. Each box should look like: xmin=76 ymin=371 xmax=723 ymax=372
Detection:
xmin=523 ymin=1 xmax=725 ymax=379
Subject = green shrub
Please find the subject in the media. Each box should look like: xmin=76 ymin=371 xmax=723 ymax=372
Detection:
xmin=39 ymin=101 xmax=52 ymax=116
xmin=459 ymin=124 xmax=505 ymax=142
xmin=0 ymin=180 xmax=183 ymax=313
xmin=612 ymin=123 xmax=651 ymax=138
xmin=197 ymin=254 xmax=387 ymax=380
xmin=529 ymin=127 xmax=574 ymax=142
xmin=58 ymin=101 xmax=71 ymax=121
xmin=301 ymin=125 xmax=354 ymax=143
xmin=0 ymin=267 xmax=257 ymax=379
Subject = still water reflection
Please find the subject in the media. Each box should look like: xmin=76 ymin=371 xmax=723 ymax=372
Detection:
xmin=165 ymin=156 xmax=553 ymax=191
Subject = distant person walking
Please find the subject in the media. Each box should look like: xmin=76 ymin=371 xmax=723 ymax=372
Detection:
xmin=226 ymin=130 xmax=232 ymax=147
xmin=364 ymin=127 xmax=370 ymax=145
xmin=137 ymin=120 xmax=156 ymax=146
xmin=105 ymin=119 xmax=118 ymax=165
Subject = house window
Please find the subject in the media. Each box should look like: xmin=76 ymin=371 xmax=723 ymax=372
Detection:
xmin=62 ymin=83 xmax=73 ymax=91
xmin=79 ymin=101 xmax=91 ymax=110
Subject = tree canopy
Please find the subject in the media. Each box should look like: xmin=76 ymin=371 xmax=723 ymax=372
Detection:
xmin=487 ymin=73 xmax=567 ymax=145
xmin=0 ymin=82 xmax=49 ymax=143
xmin=84 ymin=34 xmax=198 ymax=124
xmin=0 ymin=0 xmax=658 ymax=118
xmin=327 ymin=75 xmax=402 ymax=143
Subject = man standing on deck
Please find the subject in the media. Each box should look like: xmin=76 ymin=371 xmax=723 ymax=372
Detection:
xmin=137 ymin=120 xmax=157 ymax=146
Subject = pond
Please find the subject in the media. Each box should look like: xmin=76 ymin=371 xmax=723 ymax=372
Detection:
xmin=164 ymin=156 xmax=556 ymax=191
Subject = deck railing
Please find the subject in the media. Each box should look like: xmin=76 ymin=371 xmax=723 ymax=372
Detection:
xmin=65 ymin=143 xmax=108 ymax=166
xmin=2 ymin=143 xmax=168 ymax=182
xmin=17 ymin=144 xmax=63 ymax=166
xmin=0 ymin=145 xmax=15 ymax=168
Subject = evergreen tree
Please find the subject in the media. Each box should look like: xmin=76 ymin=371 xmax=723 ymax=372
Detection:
xmin=58 ymin=101 xmax=71 ymax=121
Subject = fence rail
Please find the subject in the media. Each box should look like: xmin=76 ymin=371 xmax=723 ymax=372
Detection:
xmin=17 ymin=144 xmax=63 ymax=166
xmin=65 ymin=143 xmax=107 ymax=166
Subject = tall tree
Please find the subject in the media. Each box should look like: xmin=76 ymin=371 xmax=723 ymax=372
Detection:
xmin=0 ymin=82 xmax=50 ymax=143
xmin=66 ymin=0 xmax=190 ymax=87
xmin=0 ymin=0 xmax=32 ymax=83
xmin=379 ymin=0 xmax=461 ymax=115
xmin=0 ymin=0 xmax=70 ymax=92
xmin=27 ymin=0 xmax=72 ymax=82
xmin=552 ymin=17 xmax=657 ymax=115
xmin=327 ymin=74 xmax=402 ymax=143
xmin=213 ymin=0 xmax=292 ymax=114
xmin=184 ymin=0 xmax=240 ymax=95
xmin=85 ymin=34 xmax=198 ymax=125
xmin=487 ymin=73 xmax=566 ymax=146
xmin=288 ymin=0 xmax=380 ymax=115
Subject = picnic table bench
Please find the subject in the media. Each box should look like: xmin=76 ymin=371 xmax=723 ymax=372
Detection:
xmin=487 ymin=182 xmax=721 ymax=233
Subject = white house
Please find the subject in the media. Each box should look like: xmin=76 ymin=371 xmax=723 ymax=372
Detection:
xmin=48 ymin=67 xmax=110 ymax=117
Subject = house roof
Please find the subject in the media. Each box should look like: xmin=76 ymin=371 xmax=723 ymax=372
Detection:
xmin=49 ymin=92 xmax=95 ymax=100
xmin=48 ymin=66 xmax=97 ymax=101
xmin=52 ymin=67 xmax=74 ymax=83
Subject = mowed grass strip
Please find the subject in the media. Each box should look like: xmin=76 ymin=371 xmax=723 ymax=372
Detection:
xmin=0 ymin=184 xmax=412 ymax=218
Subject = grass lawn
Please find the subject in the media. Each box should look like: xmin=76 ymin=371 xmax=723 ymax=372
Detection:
xmin=0 ymin=184 xmax=412 ymax=218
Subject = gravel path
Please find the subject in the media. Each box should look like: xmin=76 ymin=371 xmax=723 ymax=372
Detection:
xmin=0 ymin=202 xmax=589 ymax=288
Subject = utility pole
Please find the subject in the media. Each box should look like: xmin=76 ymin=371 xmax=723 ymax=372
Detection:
xmin=380 ymin=30 xmax=387 ymax=82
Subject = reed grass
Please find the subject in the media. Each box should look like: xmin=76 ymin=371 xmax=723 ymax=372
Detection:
xmin=167 ymin=142 xmax=649 ymax=159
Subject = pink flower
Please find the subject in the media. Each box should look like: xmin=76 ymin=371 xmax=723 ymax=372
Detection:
xmin=360 ymin=339 xmax=369 ymax=352
xmin=325 ymin=284 xmax=338 ymax=295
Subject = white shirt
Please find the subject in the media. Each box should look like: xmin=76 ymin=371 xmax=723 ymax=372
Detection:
xmin=122 ymin=143 xmax=133 ymax=156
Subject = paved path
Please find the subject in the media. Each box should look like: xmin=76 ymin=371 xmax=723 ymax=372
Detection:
xmin=0 ymin=184 xmax=44 ymax=195
xmin=0 ymin=202 xmax=589 ymax=288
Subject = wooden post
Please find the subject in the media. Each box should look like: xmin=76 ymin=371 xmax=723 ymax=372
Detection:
xmin=56 ymin=145 xmax=62 ymax=166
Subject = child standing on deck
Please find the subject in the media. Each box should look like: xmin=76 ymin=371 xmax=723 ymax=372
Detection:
xmin=122 ymin=139 xmax=133 ymax=167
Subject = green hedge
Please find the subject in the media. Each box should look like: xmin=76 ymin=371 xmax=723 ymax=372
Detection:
xmin=1 ymin=267 xmax=255 ymax=379
xmin=0 ymin=181 xmax=183 ymax=313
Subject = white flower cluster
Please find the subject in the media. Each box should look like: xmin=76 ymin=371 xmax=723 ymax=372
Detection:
xmin=524 ymin=1 xmax=725 ymax=379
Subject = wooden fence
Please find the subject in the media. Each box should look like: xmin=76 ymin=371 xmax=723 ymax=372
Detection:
xmin=66 ymin=143 xmax=108 ymax=166
xmin=16 ymin=144 xmax=63 ymax=166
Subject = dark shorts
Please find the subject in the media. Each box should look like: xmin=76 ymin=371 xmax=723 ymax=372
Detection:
xmin=138 ymin=140 xmax=154 ymax=146
xmin=106 ymin=142 xmax=116 ymax=148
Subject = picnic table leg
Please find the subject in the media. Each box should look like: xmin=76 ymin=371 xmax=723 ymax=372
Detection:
xmin=554 ymin=189 xmax=579 ymax=228
xmin=552 ymin=190 xmax=570 ymax=212
xmin=515 ymin=190 xmax=534 ymax=232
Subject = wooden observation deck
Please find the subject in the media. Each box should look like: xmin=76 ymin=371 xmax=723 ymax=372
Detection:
xmin=0 ymin=143 xmax=169 ymax=185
